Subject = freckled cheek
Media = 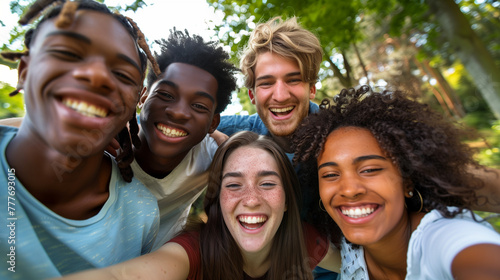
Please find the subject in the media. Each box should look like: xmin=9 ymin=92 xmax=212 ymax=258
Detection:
xmin=219 ymin=190 xmax=238 ymax=211
xmin=267 ymin=189 xmax=287 ymax=209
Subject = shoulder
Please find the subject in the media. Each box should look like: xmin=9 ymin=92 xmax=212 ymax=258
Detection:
xmin=407 ymin=208 xmax=500 ymax=278
xmin=110 ymin=159 xmax=159 ymax=213
xmin=309 ymin=101 xmax=320 ymax=114
xmin=0 ymin=125 xmax=18 ymax=141
xmin=219 ymin=113 xmax=269 ymax=135
xmin=168 ymin=231 xmax=202 ymax=279
xmin=303 ymin=222 xmax=329 ymax=267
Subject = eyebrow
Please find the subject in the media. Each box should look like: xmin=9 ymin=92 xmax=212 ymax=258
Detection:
xmin=318 ymin=155 xmax=387 ymax=170
xmin=222 ymin=170 xmax=280 ymax=179
xmin=155 ymin=80 xmax=215 ymax=103
xmin=255 ymin=71 xmax=302 ymax=82
xmin=46 ymin=31 xmax=142 ymax=73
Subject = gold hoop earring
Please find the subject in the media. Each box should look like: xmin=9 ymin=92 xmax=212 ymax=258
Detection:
xmin=414 ymin=189 xmax=423 ymax=213
xmin=319 ymin=199 xmax=327 ymax=212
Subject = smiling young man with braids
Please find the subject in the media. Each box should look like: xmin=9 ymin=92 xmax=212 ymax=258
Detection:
xmin=0 ymin=0 xmax=161 ymax=278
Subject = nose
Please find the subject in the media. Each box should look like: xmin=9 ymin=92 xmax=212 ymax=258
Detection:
xmin=338 ymin=173 xmax=366 ymax=199
xmin=73 ymin=59 xmax=115 ymax=92
xmin=165 ymin=100 xmax=191 ymax=122
xmin=272 ymin=80 xmax=291 ymax=102
xmin=242 ymin=185 xmax=262 ymax=208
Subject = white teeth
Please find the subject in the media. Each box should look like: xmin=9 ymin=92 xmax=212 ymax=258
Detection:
xmin=270 ymin=106 xmax=294 ymax=113
xmin=239 ymin=216 xmax=267 ymax=224
xmin=156 ymin=124 xmax=188 ymax=137
xmin=62 ymin=98 xmax=107 ymax=118
xmin=342 ymin=207 xmax=375 ymax=219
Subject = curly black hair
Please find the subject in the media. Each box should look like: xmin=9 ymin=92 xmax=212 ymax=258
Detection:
xmin=292 ymin=85 xmax=485 ymax=242
xmin=146 ymin=29 xmax=239 ymax=114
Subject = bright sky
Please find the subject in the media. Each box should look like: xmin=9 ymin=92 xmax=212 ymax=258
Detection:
xmin=0 ymin=0 xmax=245 ymax=115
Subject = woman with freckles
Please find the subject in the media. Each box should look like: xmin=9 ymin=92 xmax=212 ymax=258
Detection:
xmin=293 ymin=86 xmax=500 ymax=279
xmin=59 ymin=131 xmax=340 ymax=280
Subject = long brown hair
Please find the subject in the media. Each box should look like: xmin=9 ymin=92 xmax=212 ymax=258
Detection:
xmin=199 ymin=131 xmax=313 ymax=280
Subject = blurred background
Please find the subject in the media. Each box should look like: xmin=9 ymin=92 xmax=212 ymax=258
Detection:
xmin=1 ymin=0 xmax=499 ymax=228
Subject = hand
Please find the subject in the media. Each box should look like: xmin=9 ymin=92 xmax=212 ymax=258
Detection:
xmin=209 ymin=129 xmax=229 ymax=146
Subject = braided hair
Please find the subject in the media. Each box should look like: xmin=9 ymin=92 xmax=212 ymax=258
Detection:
xmin=1 ymin=0 xmax=160 ymax=182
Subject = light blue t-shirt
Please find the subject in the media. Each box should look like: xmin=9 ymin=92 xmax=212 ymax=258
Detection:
xmin=340 ymin=207 xmax=500 ymax=280
xmin=0 ymin=126 xmax=159 ymax=279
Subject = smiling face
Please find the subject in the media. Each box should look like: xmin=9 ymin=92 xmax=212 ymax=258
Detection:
xmin=220 ymin=146 xmax=287 ymax=256
xmin=251 ymin=52 xmax=315 ymax=137
xmin=138 ymin=62 xmax=219 ymax=165
xmin=317 ymin=127 xmax=411 ymax=247
xmin=19 ymin=10 xmax=143 ymax=157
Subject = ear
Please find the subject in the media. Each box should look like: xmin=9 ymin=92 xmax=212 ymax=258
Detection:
xmin=138 ymin=87 xmax=148 ymax=110
xmin=17 ymin=56 xmax=30 ymax=87
xmin=208 ymin=113 xmax=220 ymax=134
xmin=309 ymin=84 xmax=317 ymax=100
xmin=248 ymin=89 xmax=256 ymax=105
xmin=403 ymin=180 xmax=414 ymax=198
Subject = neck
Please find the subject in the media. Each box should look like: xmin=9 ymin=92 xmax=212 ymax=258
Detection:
xmin=270 ymin=134 xmax=292 ymax=153
xmin=6 ymin=126 xmax=111 ymax=219
xmin=362 ymin=211 xmax=422 ymax=280
xmin=133 ymin=133 xmax=181 ymax=179
xmin=242 ymin=250 xmax=271 ymax=278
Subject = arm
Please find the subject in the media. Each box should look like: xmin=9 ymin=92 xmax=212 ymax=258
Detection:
xmin=0 ymin=117 xmax=23 ymax=127
xmin=209 ymin=129 xmax=229 ymax=146
xmin=451 ymin=243 xmax=500 ymax=280
xmin=470 ymin=166 xmax=500 ymax=213
xmin=316 ymin=243 xmax=341 ymax=273
xmin=57 ymin=242 xmax=190 ymax=280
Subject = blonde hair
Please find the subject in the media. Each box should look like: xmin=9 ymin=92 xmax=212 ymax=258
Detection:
xmin=240 ymin=17 xmax=323 ymax=89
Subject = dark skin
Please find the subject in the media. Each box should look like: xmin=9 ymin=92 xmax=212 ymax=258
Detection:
xmin=6 ymin=10 xmax=143 ymax=220
xmin=134 ymin=62 xmax=219 ymax=179
xmin=318 ymin=127 xmax=500 ymax=279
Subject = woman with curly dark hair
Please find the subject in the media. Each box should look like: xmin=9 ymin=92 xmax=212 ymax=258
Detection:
xmin=293 ymin=86 xmax=500 ymax=279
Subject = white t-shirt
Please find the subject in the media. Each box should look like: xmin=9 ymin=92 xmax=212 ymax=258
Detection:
xmin=131 ymin=135 xmax=218 ymax=250
xmin=340 ymin=207 xmax=500 ymax=280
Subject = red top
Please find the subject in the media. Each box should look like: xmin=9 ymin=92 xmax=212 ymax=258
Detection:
xmin=169 ymin=222 xmax=329 ymax=280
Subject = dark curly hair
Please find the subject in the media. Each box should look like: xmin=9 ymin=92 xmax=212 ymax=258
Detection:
xmin=146 ymin=29 xmax=239 ymax=114
xmin=1 ymin=0 xmax=159 ymax=182
xmin=292 ymin=85 xmax=485 ymax=242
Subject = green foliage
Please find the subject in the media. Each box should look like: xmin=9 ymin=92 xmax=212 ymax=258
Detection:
xmin=0 ymin=0 xmax=148 ymax=69
xmin=236 ymin=87 xmax=256 ymax=115
xmin=0 ymin=82 xmax=25 ymax=118
xmin=475 ymin=211 xmax=500 ymax=233
xmin=475 ymin=120 xmax=500 ymax=169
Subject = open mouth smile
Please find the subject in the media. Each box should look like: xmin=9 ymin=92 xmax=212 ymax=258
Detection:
xmin=156 ymin=123 xmax=188 ymax=138
xmin=270 ymin=106 xmax=294 ymax=116
xmin=238 ymin=215 xmax=268 ymax=230
xmin=340 ymin=205 xmax=378 ymax=219
xmin=62 ymin=98 xmax=108 ymax=118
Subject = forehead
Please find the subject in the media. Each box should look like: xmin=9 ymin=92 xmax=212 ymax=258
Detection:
xmin=32 ymin=10 xmax=140 ymax=62
xmin=223 ymin=146 xmax=279 ymax=173
xmin=254 ymin=52 xmax=300 ymax=76
xmin=320 ymin=127 xmax=384 ymax=159
xmin=157 ymin=63 xmax=218 ymax=93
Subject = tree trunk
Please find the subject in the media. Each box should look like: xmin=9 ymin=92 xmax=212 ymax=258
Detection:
xmin=426 ymin=0 xmax=500 ymax=119
xmin=353 ymin=42 xmax=370 ymax=84
xmin=324 ymin=48 xmax=353 ymax=88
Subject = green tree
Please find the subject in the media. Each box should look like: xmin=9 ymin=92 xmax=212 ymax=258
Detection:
xmin=206 ymin=0 xmax=500 ymax=119
xmin=0 ymin=82 xmax=24 ymax=118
